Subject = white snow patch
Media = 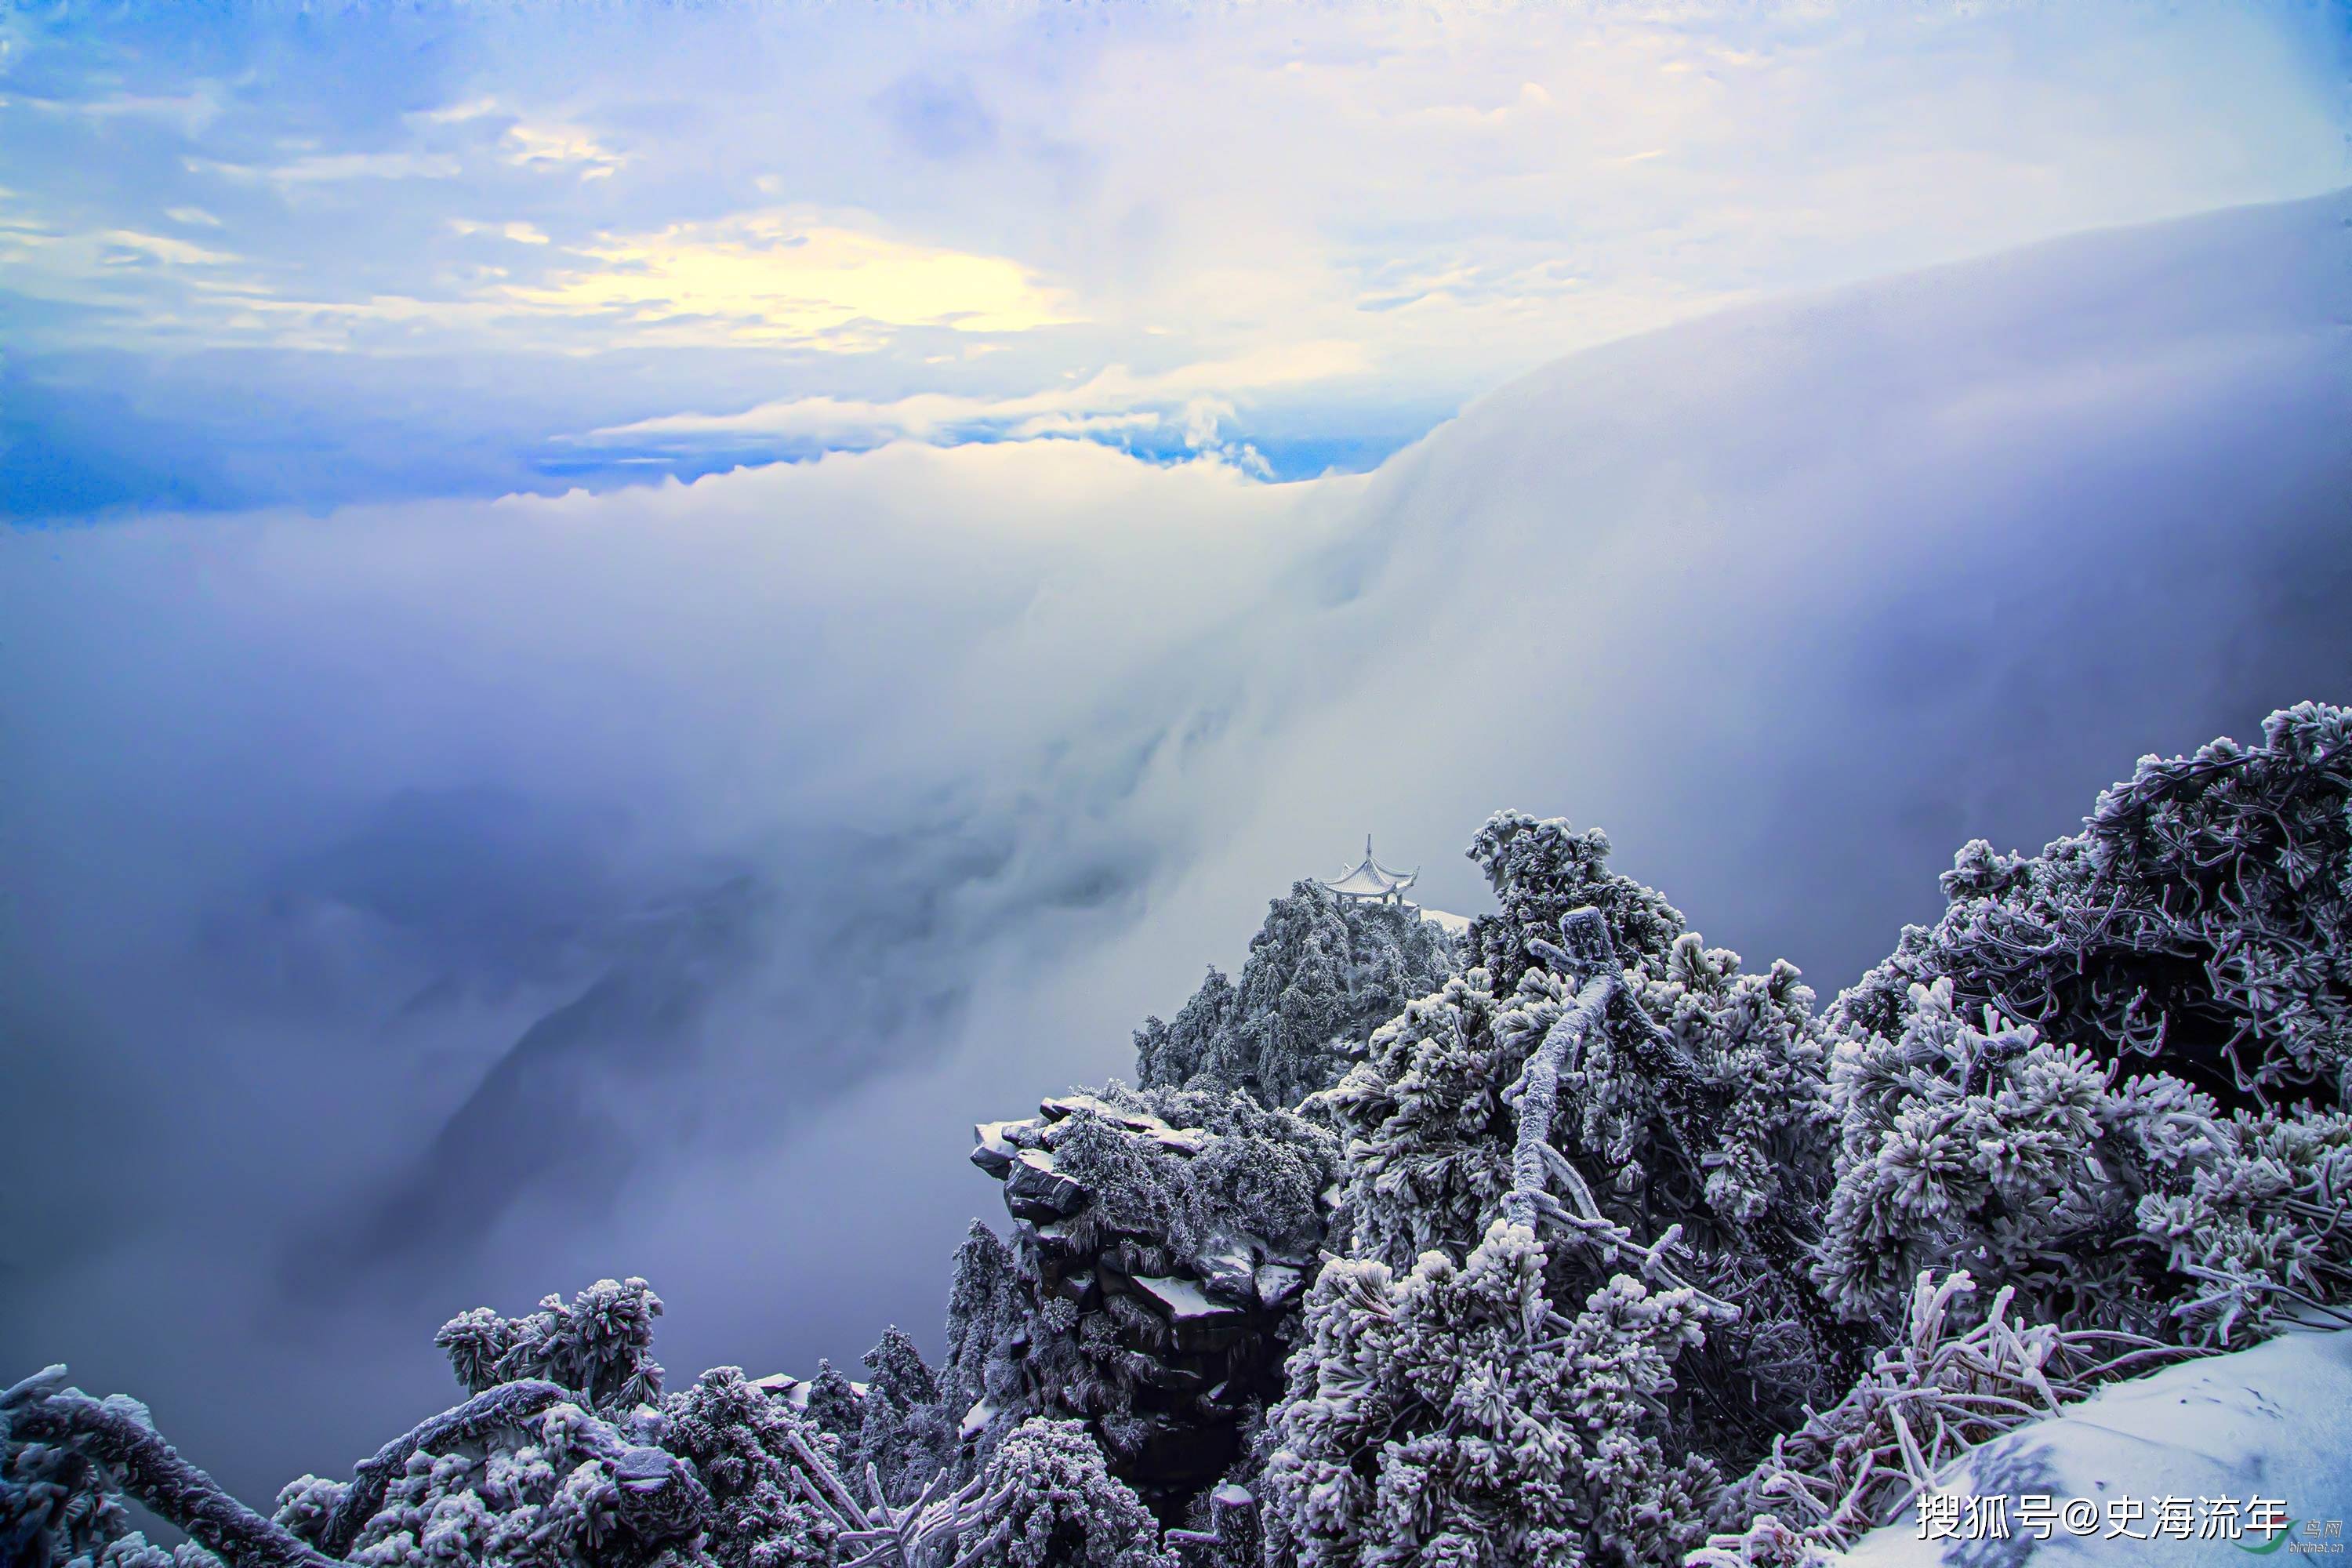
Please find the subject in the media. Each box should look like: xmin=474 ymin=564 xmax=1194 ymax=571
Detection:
xmin=1829 ymin=1327 xmax=2352 ymax=1566
xmin=1414 ymin=906 xmax=1473 ymax=937
xmin=975 ymin=1116 xmax=1040 ymax=1151
xmin=753 ymin=1373 xmax=871 ymax=1410
xmin=1130 ymin=1272 xmax=1247 ymax=1323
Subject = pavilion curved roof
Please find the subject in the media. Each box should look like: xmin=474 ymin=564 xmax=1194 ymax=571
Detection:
xmin=1323 ymin=837 xmax=1419 ymax=897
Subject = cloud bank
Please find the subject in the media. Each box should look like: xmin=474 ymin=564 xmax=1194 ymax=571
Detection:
xmin=2 ymin=192 xmax=2348 ymax=1508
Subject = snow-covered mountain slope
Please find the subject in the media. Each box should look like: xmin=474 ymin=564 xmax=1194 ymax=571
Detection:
xmin=1836 ymin=1328 xmax=2352 ymax=1566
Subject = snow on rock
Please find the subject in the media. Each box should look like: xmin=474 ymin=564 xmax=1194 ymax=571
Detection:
xmin=1128 ymin=1275 xmax=1247 ymax=1325
xmin=1003 ymin=1148 xmax=1088 ymax=1219
xmin=1142 ymin=1125 xmax=1210 ymax=1156
xmin=971 ymin=1117 xmax=1040 ymax=1177
xmin=1832 ymin=1327 xmax=2352 ymax=1566
xmin=1026 ymin=1217 xmax=1087 ymax=1259
xmin=1254 ymin=1263 xmax=1305 ymax=1308
xmin=1129 ymin=1272 xmax=1252 ymax=1354
xmin=1415 ymin=905 xmax=1475 ymax=938
xmin=1192 ymin=1239 xmax=1258 ymax=1304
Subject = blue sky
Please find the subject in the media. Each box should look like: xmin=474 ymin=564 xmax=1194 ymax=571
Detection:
xmin=4 ymin=2 xmax=2346 ymax=518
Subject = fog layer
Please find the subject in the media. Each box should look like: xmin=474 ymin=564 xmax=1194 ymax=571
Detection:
xmin=2 ymin=191 xmax=2346 ymax=1504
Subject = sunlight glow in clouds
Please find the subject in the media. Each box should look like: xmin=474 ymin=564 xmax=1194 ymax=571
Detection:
xmin=508 ymin=209 xmax=1080 ymax=347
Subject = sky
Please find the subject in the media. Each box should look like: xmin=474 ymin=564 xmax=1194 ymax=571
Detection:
xmin=2 ymin=0 xmax=2350 ymax=1515
xmin=3 ymin=2 xmax=2347 ymax=513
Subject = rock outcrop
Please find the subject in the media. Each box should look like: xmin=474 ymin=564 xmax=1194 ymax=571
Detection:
xmin=964 ymin=1088 xmax=1336 ymax=1515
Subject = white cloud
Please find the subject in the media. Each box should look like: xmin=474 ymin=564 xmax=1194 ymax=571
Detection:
xmin=98 ymin=227 xmax=236 ymax=265
xmin=410 ymin=96 xmax=506 ymax=125
xmin=267 ymin=151 xmax=466 ymax=183
xmin=585 ymin=339 xmax=1370 ymax=448
xmin=404 ymin=95 xmax=625 ymax=176
xmin=12 ymin=85 xmax=223 ymax=135
xmin=499 ymin=119 xmax=624 ymax=179
xmin=450 ymin=217 xmax=550 ymax=245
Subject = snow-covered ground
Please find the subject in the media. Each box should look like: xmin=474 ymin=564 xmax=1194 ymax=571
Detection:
xmin=1414 ymin=906 xmax=1474 ymax=938
xmin=1835 ymin=1327 xmax=2352 ymax=1566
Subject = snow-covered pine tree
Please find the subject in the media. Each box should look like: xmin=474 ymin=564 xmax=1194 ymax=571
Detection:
xmin=5 ymin=1322 xmax=721 ymax=1568
xmin=797 ymin=1363 xmax=862 ymax=1454
xmin=957 ymin=1420 xmax=1174 ymax=1568
xmin=1462 ymin=812 xmax=1685 ymax=996
xmin=1261 ymin=1218 xmax=1722 ymax=1568
xmin=1333 ymin=821 xmax=1849 ymax=1438
xmin=1259 ymin=816 xmax=1851 ymax=1566
xmin=290 ymin=1282 xmax=978 ymax=1568
xmin=1 ymin=1368 xmax=226 ymax=1568
xmin=303 ymin=1396 xmax=716 ymax=1568
xmin=1135 ymin=880 xmax=1457 ymax=1109
xmin=1812 ymin=975 xmax=2227 ymax=1334
xmin=854 ymin=1329 xmax=953 ymax=1505
xmin=660 ymin=1366 xmax=844 ymax=1568
xmin=2140 ymin=1101 xmax=2352 ymax=1345
xmin=1813 ymin=965 xmax=2352 ymax=1352
xmin=1837 ymin=700 xmax=2352 ymax=1110
xmin=1816 ymin=706 xmax=2352 ymax=1348
xmin=1134 ymin=971 xmax=1236 ymax=1098
xmin=434 ymin=1277 xmax=666 ymax=1416
xmin=942 ymin=1221 xmax=1029 ymax=1465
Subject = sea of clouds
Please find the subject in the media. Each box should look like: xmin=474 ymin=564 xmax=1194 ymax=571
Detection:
xmin=2 ymin=191 xmax=2347 ymax=1503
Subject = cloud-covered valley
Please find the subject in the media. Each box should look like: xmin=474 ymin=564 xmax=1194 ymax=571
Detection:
xmin=2 ymin=190 xmax=2348 ymax=1506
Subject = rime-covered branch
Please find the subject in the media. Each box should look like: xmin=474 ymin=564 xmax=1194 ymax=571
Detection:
xmin=1503 ymin=975 xmax=1614 ymax=1230
xmin=315 ymin=1377 xmax=569 ymax=1555
xmin=833 ymin=1465 xmax=1000 ymax=1568
xmin=1505 ymin=905 xmax=1624 ymax=1233
xmin=8 ymin=1381 xmax=339 ymax=1568
xmin=778 ymin=1425 xmax=986 ymax=1568
xmin=1697 ymin=1272 xmax=2197 ymax=1563
xmin=1504 ymin=907 xmax=1740 ymax=1318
